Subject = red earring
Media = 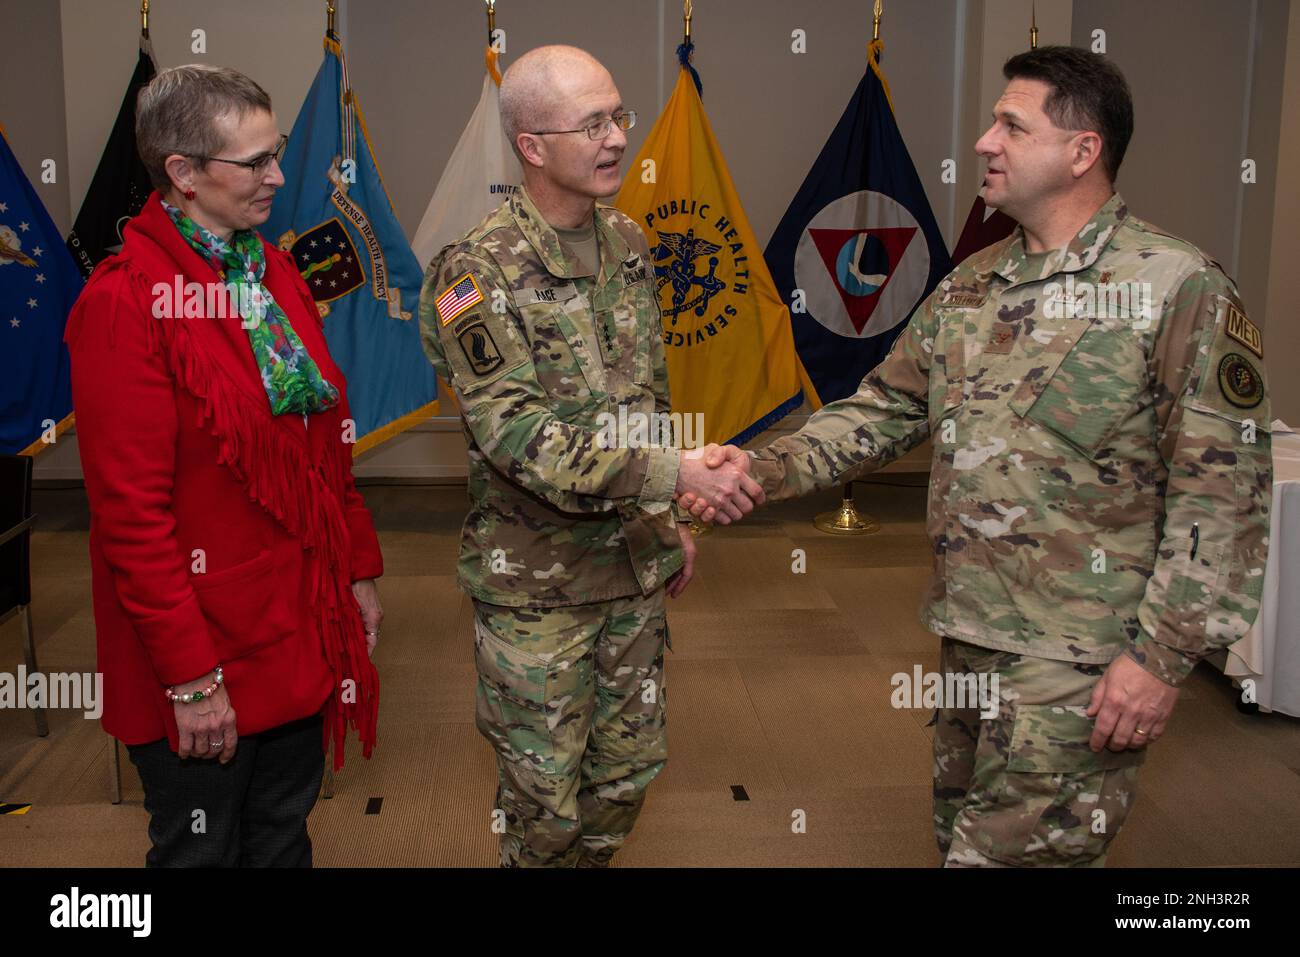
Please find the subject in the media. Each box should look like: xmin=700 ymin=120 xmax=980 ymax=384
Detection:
xmin=184 ymin=188 xmax=196 ymax=200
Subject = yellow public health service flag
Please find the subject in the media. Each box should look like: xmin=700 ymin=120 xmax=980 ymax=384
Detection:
xmin=615 ymin=45 xmax=807 ymax=445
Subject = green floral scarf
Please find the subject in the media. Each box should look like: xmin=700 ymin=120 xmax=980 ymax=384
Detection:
xmin=163 ymin=200 xmax=339 ymax=416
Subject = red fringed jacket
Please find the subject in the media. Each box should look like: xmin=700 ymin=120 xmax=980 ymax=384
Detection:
xmin=65 ymin=193 xmax=382 ymax=768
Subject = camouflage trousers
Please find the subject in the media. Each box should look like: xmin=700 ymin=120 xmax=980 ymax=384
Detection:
xmin=472 ymin=591 xmax=669 ymax=867
xmin=933 ymin=637 xmax=1146 ymax=867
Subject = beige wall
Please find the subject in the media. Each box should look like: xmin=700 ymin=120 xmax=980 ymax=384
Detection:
xmin=1263 ymin=0 xmax=1300 ymax=424
xmin=4 ymin=0 xmax=1294 ymax=479
xmin=0 ymin=0 xmax=71 ymax=233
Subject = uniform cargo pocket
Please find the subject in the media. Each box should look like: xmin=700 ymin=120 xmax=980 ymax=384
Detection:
xmin=473 ymin=617 xmax=581 ymax=776
xmin=1154 ymin=534 xmax=1226 ymax=651
xmin=1007 ymin=703 xmax=1146 ymax=773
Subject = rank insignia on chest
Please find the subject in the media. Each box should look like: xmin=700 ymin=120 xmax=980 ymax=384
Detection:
xmin=457 ymin=323 xmax=503 ymax=376
xmin=985 ymin=321 xmax=1019 ymax=354
xmin=1225 ymin=304 xmax=1263 ymax=358
xmin=436 ymin=272 xmax=484 ymax=326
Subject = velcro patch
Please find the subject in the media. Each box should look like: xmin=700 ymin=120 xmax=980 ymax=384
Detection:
xmin=940 ymin=292 xmax=988 ymax=309
xmin=435 ymin=272 xmax=484 ymax=326
xmin=1224 ymin=304 xmax=1263 ymax=358
xmin=457 ymin=323 xmax=504 ymax=376
xmin=514 ymin=282 xmax=579 ymax=307
xmin=1218 ymin=352 xmax=1264 ymax=409
xmin=623 ymin=253 xmax=647 ymax=286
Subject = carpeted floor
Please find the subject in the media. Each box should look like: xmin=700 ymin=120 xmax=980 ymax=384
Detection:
xmin=3 ymin=480 xmax=1298 ymax=867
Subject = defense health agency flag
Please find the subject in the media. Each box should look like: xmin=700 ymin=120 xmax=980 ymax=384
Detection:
xmin=262 ymin=34 xmax=439 ymax=454
xmin=952 ymin=189 xmax=1017 ymax=266
xmin=614 ymin=44 xmax=805 ymax=446
xmin=765 ymin=40 xmax=950 ymax=405
xmin=66 ymin=36 xmax=156 ymax=278
xmin=411 ymin=46 xmax=521 ymax=269
xmin=0 ymin=127 xmax=81 ymax=454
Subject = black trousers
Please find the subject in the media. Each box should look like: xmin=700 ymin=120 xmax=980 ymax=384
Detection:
xmin=126 ymin=713 xmax=325 ymax=867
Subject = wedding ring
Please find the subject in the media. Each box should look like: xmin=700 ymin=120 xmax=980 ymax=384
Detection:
xmin=1134 ymin=729 xmax=1148 ymax=736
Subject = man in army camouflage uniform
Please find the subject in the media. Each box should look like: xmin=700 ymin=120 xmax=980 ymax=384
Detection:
xmin=682 ymin=47 xmax=1272 ymax=866
xmin=419 ymin=45 xmax=763 ymax=867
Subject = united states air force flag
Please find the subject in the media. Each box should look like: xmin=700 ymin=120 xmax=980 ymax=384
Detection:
xmin=262 ymin=34 xmax=438 ymax=454
xmin=615 ymin=44 xmax=805 ymax=447
xmin=766 ymin=40 xmax=950 ymax=404
xmin=411 ymin=45 xmax=520 ymax=270
xmin=0 ymin=128 xmax=81 ymax=454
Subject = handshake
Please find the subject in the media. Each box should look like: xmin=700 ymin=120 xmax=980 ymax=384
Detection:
xmin=674 ymin=444 xmax=763 ymax=525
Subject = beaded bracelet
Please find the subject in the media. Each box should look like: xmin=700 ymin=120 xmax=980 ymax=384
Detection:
xmin=165 ymin=666 xmax=224 ymax=704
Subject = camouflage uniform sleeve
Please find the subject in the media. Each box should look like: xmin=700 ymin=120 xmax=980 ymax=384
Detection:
xmin=418 ymin=248 xmax=679 ymax=515
xmin=1128 ymin=266 xmax=1272 ymax=685
xmin=746 ymin=293 xmax=938 ymax=500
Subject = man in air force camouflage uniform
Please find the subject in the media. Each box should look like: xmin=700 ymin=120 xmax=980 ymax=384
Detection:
xmin=418 ymin=45 xmax=761 ymax=867
xmin=685 ymin=47 xmax=1271 ymax=866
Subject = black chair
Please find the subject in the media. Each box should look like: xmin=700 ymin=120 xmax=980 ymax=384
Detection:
xmin=0 ymin=453 xmax=47 ymax=737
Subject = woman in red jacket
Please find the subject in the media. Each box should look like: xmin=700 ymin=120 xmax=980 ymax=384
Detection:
xmin=65 ymin=64 xmax=383 ymax=867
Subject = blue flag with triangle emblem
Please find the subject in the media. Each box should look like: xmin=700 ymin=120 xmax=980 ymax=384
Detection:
xmin=261 ymin=33 xmax=438 ymax=454
xmin=765 ymin=41 xmax=950 ymax=405
xmin=0 ymin=128 xmax=81 ymax=454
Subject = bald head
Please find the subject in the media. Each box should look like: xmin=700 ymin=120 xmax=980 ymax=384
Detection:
xmin=499 ymin=45 xmax=610 ymax=158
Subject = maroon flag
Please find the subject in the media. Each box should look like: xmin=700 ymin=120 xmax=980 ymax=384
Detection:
xmin=951 ymin=192 xmax=1017 ymax=266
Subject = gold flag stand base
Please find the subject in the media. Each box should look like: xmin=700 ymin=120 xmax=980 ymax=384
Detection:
xmin=814 ymin=484 xmax=880 ymax=535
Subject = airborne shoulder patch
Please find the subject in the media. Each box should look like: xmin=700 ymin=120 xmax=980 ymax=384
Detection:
xmin=435 ymin=272 xmax=485 ymax=326
xmin=457 ymin=323 xmax=504 ymax=376
xmin=1224 ymin=303 xmax=1263 ymax=358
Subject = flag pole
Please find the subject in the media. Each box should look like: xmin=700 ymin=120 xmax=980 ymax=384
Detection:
xmin=815 ymin=0 xmax=883 ymax=537
xmin=684 ymin=0 xmax=692 ymax=43
xmin=325 ymin=0 xmax=337 ymax=39
xmin=1031 ymin=1 xmax=1039 ymax=48
xmin=486 ymin=0 xmax=496 ymax=44
xmin=140 ymin=0 xmax=149 ymax=38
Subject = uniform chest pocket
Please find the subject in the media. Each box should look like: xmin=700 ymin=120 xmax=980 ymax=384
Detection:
xmin=526 ymin=308 xmax=606 ymax=421
xmin=1009 ymin=320 xmax=1145 ymax=458
xmin=621 ymin=277 xmax=660 ymax=386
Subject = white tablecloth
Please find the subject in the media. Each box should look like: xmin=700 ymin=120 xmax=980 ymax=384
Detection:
xmin=1222 ymin=421 xmax=1300 ymax=715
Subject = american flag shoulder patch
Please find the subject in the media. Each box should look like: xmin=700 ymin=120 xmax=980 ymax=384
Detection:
xmin=436 ymin=272 xmax=485 ymax=326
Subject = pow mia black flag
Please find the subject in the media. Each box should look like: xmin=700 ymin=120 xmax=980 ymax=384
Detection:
xmin=66 ymin=38 xmax=156 ymax=278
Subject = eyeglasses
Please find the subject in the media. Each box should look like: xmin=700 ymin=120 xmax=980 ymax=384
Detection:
xmin=189 ymin=133 xmax=289 ymax=174
xmin=531 ymin=110 xmax=636 ymax=140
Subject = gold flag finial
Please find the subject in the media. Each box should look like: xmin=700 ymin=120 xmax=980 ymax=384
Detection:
xmin=140 ymin=0 xmax=149 ymax=38
xmin=1030 ymin=1 xmax=1039 ymax=48
xmin=873 ymin=0 xmax=883 ymax=41
xmin=486 ymin=0 xmax=496 ymax=42
xmin=326 ymin=0 xmax=336 ymax=36
xmin=684 ymin=0 xmax=693 ymax=43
